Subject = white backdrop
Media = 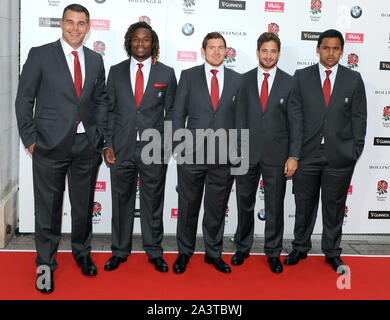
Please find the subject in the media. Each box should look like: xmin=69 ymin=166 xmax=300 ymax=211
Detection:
xmin=19 ymin=0 xmax=390 ymax=235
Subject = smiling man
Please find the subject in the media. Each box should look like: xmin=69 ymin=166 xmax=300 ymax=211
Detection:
xmin=232 ymin=32 xmax=302 ymax=274
xmin=103 ymin=21 xmax=177 ymax=273
xmin=172 ymin=32 xmax=241 ymax=274
xmin=15 ymin=4 xmax=107 ymax=294
xmin=284 ymin=29 xmax=367 ymax=273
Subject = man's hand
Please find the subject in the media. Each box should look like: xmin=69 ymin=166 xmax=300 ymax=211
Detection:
xmin=104 ymin=147 xmax=116 ymax=167
xmin=284 ymin=158 xmax=298 ymax=178
xmin=27 ymin=143 xmax=35 ymax=155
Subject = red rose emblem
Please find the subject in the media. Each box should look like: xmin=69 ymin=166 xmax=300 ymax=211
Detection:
xmin=260 ymin=179 xmax=264 ymax=189
xmin=139 ymin=16 xmax=151 ymax=25
xmin=348 ymin=53 xmax=359 ymax=64
xmin=93 ymin=41 xmax=105 ymax=55
xmin=93 ymin=202 xmax=102 ymax=213
xmin=378 ymin=180 xmax=388 ymax=191
xmin=225 ymin=206 xmax=229 ymax=214
xmin=137 ymin=177 xmax=140 ymax=188
xmin=344 ymin=206 xmax=348 ymax=214
xmin=225 ymin=47 xmax=236 ymax=59
xmin=311 ymin=0 xmax=322 ymax=10
xmin=383 ymin=106 xmax=390 ymax=117
xmin=268 ymin=23 xmax=279 ymax=35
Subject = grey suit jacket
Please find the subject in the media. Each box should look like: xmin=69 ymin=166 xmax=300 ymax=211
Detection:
xmin=105 ymin=59 xmax=177 ymax=163
xmin=15 ymin=39 xmax=107 ymax=159
xmin=290 ymin=63 xmax=367 ymax=168
xmin=173 ymin=64 xmax=241 ymax=164
xmin=237 ymin=67 xmax=302 ymax=166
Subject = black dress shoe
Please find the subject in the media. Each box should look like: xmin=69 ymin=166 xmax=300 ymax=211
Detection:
xmin=104 ymin=256 xmax=127 ymax=271
xmin=325 ymin=256 xmax=346 ymax=273
xmin=76 ymin=254 xmax=97 ymax=276
xmin=284 ymin=249 xmax=307 ymax=265
xmin=149 ymin=256 xmax=169 ymax=272
xmin=231 ymin=251 xmax=250 ymax=266
xmin=205 ymin=255 xmax=231 ymax=273
xmin=36 ymin=267 xmax=54 ymax=294
xmin=268 ymin=257 xmax=283 ymax=273
xmin=173 ymin=254 xmax=190 ymax=274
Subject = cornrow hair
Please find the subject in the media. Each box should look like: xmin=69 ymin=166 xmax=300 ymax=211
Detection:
xmin=124 ymin=21 xmax=160 ymax=64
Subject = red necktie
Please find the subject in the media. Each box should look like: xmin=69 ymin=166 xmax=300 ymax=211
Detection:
xmin=260 ymin=73 xmax=270 ymax=112
xmin=135 ymin=63 xmax=144 ymax=108
xmin=72 ymin=51 xmax=82 ymax=125
xmin=323 ymin=70 xmax=332 ymax=107
xmin=210 ymin=69 xmax=219 ymax=111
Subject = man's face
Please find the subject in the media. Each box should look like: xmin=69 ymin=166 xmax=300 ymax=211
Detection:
xmin=60 ymin=10 xmax=90 ymax=50
xmin=201 ymin=38 xmax=226 ymax=67
xmin=257 ymin=40 xmax=280 ymax=71
xmin=316 ymin=37 xmax=343 ymax=68
xmin=131 ymin=28 xmax=153 ymax=61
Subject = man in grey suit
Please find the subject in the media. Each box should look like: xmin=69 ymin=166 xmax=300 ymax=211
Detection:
xmin=15 ymin=4 xmax=106 ymax=294
xmin=103 ymin=22 xmax=177 ymax=273
xmin=232 ymin=32 xmax=302 ymax=273
xmin=172 ymin=32 xmax=241 ymax=274
xmin=284 ymin=29 xmax=367 ymax=272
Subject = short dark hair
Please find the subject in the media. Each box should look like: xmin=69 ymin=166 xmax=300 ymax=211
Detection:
xmin=317 ymin=29 xmax=344 ymax=49
xmin=202 ymin=32 xmax=226 ymax=50
xmin=257 ymin=32 xmax=281 ymax=51
xmin=124 ymin=21 xmax=160 ymax=63
xmin=62 ymin=4 xmax=90 ymax=23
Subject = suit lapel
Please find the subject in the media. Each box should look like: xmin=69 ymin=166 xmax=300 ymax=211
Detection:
xmin=80 ymin=47 xmax=92 ymax=101
xmin=53 ymin=40 xmax=78 ymax=100
xmin=247 ymin=68 xmax=262 ymax=115
xmin=327 ymin=65 xmax=344 ymax=110
xmin=119 ymin=59 xmax=136 ymax=109
xmin=139 ymin=62 xmax=157 ymax=109
xmin=216 ymin=67 xmax=231 ymax=112
xmin=264 ymin=68 xmax=282 ymax=115
xmin=197 ymin=64 xmax=215 ymax=112
xmin=312 ymin=63 xmax=327 ymax=109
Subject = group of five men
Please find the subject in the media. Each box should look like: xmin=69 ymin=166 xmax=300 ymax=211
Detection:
xmin=15 ymin=4 xmax=367 ymax=294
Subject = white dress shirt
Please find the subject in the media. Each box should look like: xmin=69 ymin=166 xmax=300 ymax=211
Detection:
xmin=318 ymin=63 xmax=338 ymax=94
xmin=205 ymin=62 xmax=224 ymax=99
xmin=257 ymin=65 xmax=277 ymax=95
xmin=60 ymin=37 xmax=86 ymax=133
xmin=130 ymin=56 xmax=152 ymax=95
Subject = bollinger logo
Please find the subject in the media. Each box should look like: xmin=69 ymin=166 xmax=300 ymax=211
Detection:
xmin=347 ymin=53 xmax=359 ymax=69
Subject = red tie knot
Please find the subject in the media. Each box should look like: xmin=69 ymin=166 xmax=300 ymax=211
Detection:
xmin=138 ymin=63 xmax=144 ymax=70
xmin=325 ymin=70 xmax=332 ymax=77
xmin=263 ymin=72 xmax=270 ymax=79
xmin=211 ymin=69 xmax=218 ymax=76
xmin=71 ymin=51 xmax=78 ymax=58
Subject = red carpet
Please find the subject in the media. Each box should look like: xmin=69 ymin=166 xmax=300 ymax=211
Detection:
xmin=0 ymin=251 xmax=389 ymax=300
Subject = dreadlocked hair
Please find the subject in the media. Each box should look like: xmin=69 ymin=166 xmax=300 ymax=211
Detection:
xmin=124 ymin=21 xmax=160 ymax=64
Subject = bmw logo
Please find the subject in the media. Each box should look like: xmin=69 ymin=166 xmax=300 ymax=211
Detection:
xmin=350 ymin=6 xmax=362 ymax=18
xmin=257 ymin=209 xmax=266 ymax=221
xmin=182 ymin=23 xmax=194 ymax=36
xmin=95 ymin=0 xmax=106 ymax=3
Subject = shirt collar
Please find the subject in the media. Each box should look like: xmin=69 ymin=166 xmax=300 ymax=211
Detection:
xmin=318 ymin=62 xmax=339 ymax=76
xmin=258 ymin=65 xmax=277 ymax=79
xmin=205 ymin=61 xmax=224 ymax=76
xmin=131 ymin=56 xmax=152 ymax=68
xmin=60 ymin=37 xmax=84 ymax=57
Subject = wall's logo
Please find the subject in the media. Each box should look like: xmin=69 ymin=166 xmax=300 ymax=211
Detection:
xmin=351 ymin=6 xmax=362 ymax=18
xmin=380 ymin=61 xmax=390 ymax=70
xmin=95 ymin=181 xmax=106 ymax=192
xmin=268 ymin=22 xmax=280 ymax=37
xmin=345 ymin=33 xmax=364 ymax=44
xmin=374 ymin=137 xmax=390 ymax=146
xmin=92 ymin=202 xmax=102 ymax=224
xmin=171 ymin=208 xmax=178 ymax=219
xmin=93 ymin=41 xmax=106 ymax=57
xmin=177 ymin=51 xmax=197 ymax=62
xmin=258 ymin=208 xmax=266 ymax=221
xmin=90 ymin=19 xmax=110 ymax=30
xmin=139 ymin=16 xmax=151 ymax=25
xmin=182 ymin=23 xmax=194 ymax=36
xmin=368 ymin=211 xmax=390 ymax=219
xmin=219 ymin=0 xmax=246 ymax=10
xmin=347 ymin=53 xmax=359 ymax=69
xmin=301 ymin=31 xmax=321 ymax=41
xmin=265 ymin=1 xmax=284 ymax=13
xmin=39 ymin=17 xmax=61 ymax=28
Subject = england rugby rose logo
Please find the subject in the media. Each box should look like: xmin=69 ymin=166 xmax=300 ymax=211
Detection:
xmin=224 ymin=47 xmax=236 ymax=64
xmin=377 ymin=180 xmax=388 ymax=195
xmin=259 ymin=179 xmax=265 ymax=195
xmin=139 ymin=16 xmax=151 ymax=25
xmin=310 ymin=0 xmax=322 ymax=14
xmin=268 ymin=23 xmax=279 ymax=37
xmin=93 ymin=41 xmax=106 ymax=56
xmin=347 ymin=53 xmax=359 ymax=69
xmin=183 ymin=0 xmax=195 ymax=7
xmin=93 ymin=202 xmax=102 ymax=218
xmin=383 ymin=106 xmax=390 ymax=121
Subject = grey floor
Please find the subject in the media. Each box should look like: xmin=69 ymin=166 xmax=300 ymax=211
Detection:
xmin=3 ymin=232 xmax=390 ymax=255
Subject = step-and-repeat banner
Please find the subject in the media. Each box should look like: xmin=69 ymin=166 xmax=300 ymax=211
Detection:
xmin=19 ymin=0 xmax=390 ymax=234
